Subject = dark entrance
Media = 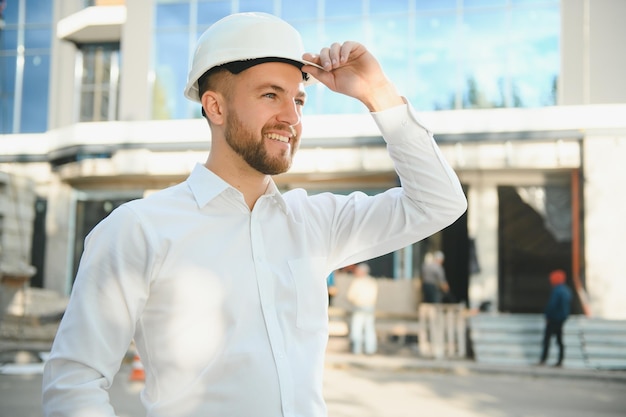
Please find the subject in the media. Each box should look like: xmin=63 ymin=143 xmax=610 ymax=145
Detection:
xmin=498 ymin=183 xmax=581 ymax=314
xmin=72 ymin=198 xmax=138 ymax=283
xmin=30 ymin=197 xmax=47 ymax=288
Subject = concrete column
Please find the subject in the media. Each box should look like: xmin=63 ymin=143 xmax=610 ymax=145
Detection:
xmin=583 ymin=133 xmax=626 ymax=319
xmin=466 ymin=182 xmax=499 ymax=311
xmin=118 ymin=1 xmax=154 ymax=121
xmin=560 ymin=0 xmax=626 ymax=105
xmin=43 ymin=177 xmax=75 ymax=296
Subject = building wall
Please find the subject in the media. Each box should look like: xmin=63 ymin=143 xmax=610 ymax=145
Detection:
xmin=118 ymin=1 xmax=153 ymax=122
xmin=560 ymin=0 xmax=626 ymax=105
xmin=583 ymin=131 xmax=626 ymax=319
xmin=466 ymin=181 xmax=499 ymax=311
xmin=42 ymin=177 xmax=75 ymax=296
xmin=0 ymin=173 xmax=36 ymax=275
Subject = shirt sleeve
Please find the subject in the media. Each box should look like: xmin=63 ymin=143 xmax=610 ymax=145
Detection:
xmin=42 ymin=205 xmax=156 ymax=417
xmin=322 ymin=100 xmax=467 ymax=269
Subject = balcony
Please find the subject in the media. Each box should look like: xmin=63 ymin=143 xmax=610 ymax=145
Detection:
xmin=57 ymin=2 xmax=126 ymax=44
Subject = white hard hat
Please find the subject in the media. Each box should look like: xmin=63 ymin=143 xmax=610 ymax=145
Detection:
xmin=184 ymin=12 xmax=321 ymax=102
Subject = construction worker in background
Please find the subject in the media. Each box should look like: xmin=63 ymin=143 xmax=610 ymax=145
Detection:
xmin=421 ymin=250 xmax=449 ymax=303
xmin=42 ymin=12 xmax=466 ymax=417
xmin=347 ymin=263 xmax=379 ymax=355
xmin=539 ymin=269 xmax=573 ymax=367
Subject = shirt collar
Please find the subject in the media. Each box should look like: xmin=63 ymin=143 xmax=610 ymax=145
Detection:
xmin=187 ymin=163 xmax=230 ymax=208
xmin=187 ymin=163 xmax=288 ymax=214
xmin=264 ymin=179 xmax=289 ymax=214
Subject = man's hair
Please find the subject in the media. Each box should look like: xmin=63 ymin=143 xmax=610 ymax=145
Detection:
xmin=197 ymin=66 xmax=235 ymax=120
xmin=198 ymin=66 xmax=234 ymax=99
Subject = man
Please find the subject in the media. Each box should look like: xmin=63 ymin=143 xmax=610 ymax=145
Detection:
xmin=42 ymin=12 xmax=466 ymax=417
xmin=539 ymin=269 xmax=573 ymax=367
xmin=421 ymin=250 xmax=449 ymax=303
xmin=347 ymin=263 xmax=379 ymax=355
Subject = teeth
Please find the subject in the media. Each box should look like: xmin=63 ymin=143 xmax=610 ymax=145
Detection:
xmin=266 ymin=133 xmax=289 ymax=143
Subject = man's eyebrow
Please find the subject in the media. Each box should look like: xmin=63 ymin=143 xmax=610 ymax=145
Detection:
xmin=258 ymin=84 xmax=307 ymax=99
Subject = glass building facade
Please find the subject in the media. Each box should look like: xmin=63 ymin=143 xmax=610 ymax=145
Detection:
xmin=0 ymin=0 xmax=53 ymax=134
xmin=151 ymin=0 xmax=560 ymax=120
xmin=0 ymin=0 xmax=560 ymax=134
xmin=0 ymin=0 xmax=560 ymax=133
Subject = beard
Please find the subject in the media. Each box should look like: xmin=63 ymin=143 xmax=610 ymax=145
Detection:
xmin=224 ymin=111 xmax=298 ymax=176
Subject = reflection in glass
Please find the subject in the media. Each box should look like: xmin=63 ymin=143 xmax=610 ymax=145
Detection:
xmin=509 ymin=7 xmax=559 ymax=107
xmin=369 ymin=16 xmax=409 ymax=99
xmin=24 ymin=0 xmax=53 ymax=24
xmin=464 ymin=0 xmax=507 ymax=8
xmin=325 ymin=0 xmax=362 ymax=17
xmin=2 ymin=0 xmax=19 ymax=23
xmin=24 ymin=28 xmax=53 ymax=49
xmin=149 ymin=0 xmax=560 ymax=117
xmin=1 ymin=55 xmax=17 ymax=133
xmin=197 ymin=1 xmax=232 ymax=27
xmin=414 ymin=0 xmax=456 ymax=11
xmin=281 ymin=1 xmax=317 ymax=19
xmin=21 ymin=53 xmax=50 ymax=133
xmin=239 ymin=0 xmax=274 ymax=13
xmin=412 ymin=12 xmax=459 ymax=110
xmin=323 ymin=18 xmax=365 ymax=49
xmin=1 ymin=0 xmax=53 ymax=133
xmin=370 ymin=0 xmax=408 ymax=15
xmin=1 ymin=29 xmax=18 ymax=50
xmin=153 ymin=31 xmax=190 ymax=119
xmin=462 ymin=9 xmax=508 ymax=108
xmin=155 ymin=3 xmax=190 ymax=28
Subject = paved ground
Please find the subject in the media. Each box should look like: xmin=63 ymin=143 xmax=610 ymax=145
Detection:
xmin=2 ymin=349 xmax=625 ymax=417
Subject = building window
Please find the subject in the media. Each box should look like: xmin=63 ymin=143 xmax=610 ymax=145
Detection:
xmin=151 ymin=0 xmax=559 ymax=118
xmin=0 ymin=0 xmax=52 ymax=134
xmin=77 ymin=44 xmax=120 ymax=122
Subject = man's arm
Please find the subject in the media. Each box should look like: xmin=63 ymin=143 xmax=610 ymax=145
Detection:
xmin=42 ymin=206 xmax=153 ymax=416
xmin=300 ymin=42 xmax=467 ymax=269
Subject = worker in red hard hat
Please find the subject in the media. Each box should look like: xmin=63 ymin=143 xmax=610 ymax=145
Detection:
xmin=539 ymin=269 xmax=573 ymax=367
xmin=42 ymin=12 xmax=467 ymax=417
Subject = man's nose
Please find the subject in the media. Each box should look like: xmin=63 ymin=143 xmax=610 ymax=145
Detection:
xmin=278 ymin=99 xmax=301 ymax=128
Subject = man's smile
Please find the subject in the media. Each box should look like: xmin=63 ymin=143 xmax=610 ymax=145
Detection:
xmin=265 ymin=132 xmax=291 ymax=143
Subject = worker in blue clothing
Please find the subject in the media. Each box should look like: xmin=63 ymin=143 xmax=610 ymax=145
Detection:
xmin=539 ymin=269 xmax=573 ymax=367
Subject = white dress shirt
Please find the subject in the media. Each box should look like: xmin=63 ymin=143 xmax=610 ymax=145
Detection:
xmin=42 ymin=102 xmax=466 ymax=417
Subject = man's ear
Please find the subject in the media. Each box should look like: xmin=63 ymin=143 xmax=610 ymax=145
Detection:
xmin=201 ymin=91 xmax=225 ymax=125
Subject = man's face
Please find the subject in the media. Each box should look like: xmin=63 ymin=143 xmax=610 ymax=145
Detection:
xmin=223 ymin=62 xmax=306 ymax=175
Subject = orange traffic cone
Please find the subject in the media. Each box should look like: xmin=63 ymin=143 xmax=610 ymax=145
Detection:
xmin=129 ymin=354 xmax=145 ymax=382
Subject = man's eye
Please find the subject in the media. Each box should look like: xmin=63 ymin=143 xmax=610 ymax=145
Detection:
xmin=295 ymin=99 xmax=305 ymax=106
xmin=263 ymin=93 xmax=276 ymax=99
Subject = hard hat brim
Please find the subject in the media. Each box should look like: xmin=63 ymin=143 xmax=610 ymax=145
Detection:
xmin=184 ymin=57 xmax=322 ymax=103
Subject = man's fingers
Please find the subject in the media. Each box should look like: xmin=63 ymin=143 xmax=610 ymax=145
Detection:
xmin=304 ymin=41 xmax=362 ymax=71
xmin=316 ymin=47 xmax=332 ymax=69
xmin=339 ymin=41 xmax=359 ymax=64
xmin=328 ymin=42 xmax=342 ymax=68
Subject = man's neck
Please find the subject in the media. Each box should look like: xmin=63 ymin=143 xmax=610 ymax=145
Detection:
xmin=204 ymin=157 xmax=270 ymax=211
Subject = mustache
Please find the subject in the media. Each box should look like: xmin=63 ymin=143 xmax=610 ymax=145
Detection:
xmin=264 ymin=124 xmax=297 ymax=138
